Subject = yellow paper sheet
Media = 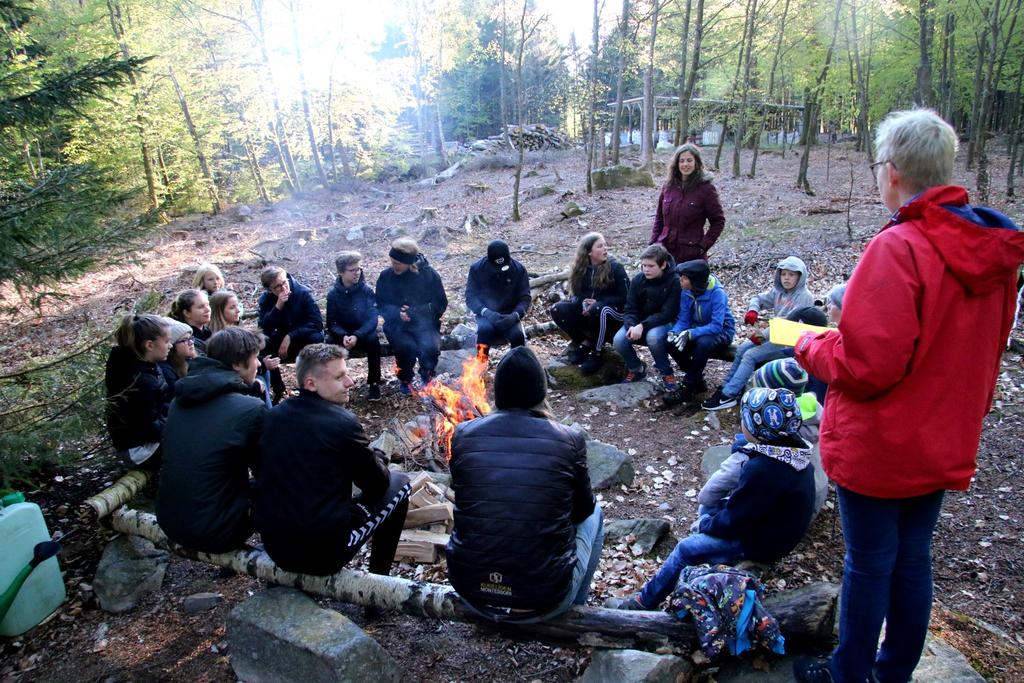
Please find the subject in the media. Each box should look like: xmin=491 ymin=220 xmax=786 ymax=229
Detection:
xmin=768 ymin=317 xmax=832 ymax=347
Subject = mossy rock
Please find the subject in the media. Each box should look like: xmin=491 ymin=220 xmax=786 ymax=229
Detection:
xmin=546 ymin=348 xmax=626 ymax=390
xmin=590 ymin=165 xmax=656 ymax=190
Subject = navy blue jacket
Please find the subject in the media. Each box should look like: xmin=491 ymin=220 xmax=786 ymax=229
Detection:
xmin=465 ymin=256 xmax=531 ymax=317
xmin=325 ymin=272 xmax=379 ymax=342
xmin=670 ymin=274 xmax=736 ymax=341
xmin=257 ymin=274 xmax=325 ymax=345
xmin=698 ymin=441 xmax=815 ymax=562
xmin=375 ymin=255 xmax=448 ymax=329
xmin=623 ymin=267 xmax=680 ymax=329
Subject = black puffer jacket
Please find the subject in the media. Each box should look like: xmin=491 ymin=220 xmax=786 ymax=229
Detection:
xmin=325 ymin=271 xmax=379 ymax=342
xmin=104 ymin=346 xmax=172 ymax=452
xmin=465 ymin=256 xmax=531 ymax=317
xmin=445 ymin=411 xmax=596 ymax=611
xmin=623 ymin=265 xmax=681 ymax=329
xmin=375 ymin=255 xmax=448 ymax=329
xmin=156 ymin=356 xmax=266 ymax=554
xmin=257 ymin=274 xmax=325 ymax=345
xmin=254 ymin=390 xmax=392 ymax=575
xmin=569 ymin=258 xmax=630 ymax=311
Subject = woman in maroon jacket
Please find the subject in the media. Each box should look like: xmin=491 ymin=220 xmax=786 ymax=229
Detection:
xmin=651 ymin=144 xmax=726 ymax=263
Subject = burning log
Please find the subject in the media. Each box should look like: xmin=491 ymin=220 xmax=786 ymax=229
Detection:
xmin=105 ymin=506 xmax=839 ymax=654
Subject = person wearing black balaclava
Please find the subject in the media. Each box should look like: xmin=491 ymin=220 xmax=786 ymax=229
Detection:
xmin=445 ymin=347 xmax=604 ymax=621
xmin=663 ymin=259 xmax=736 ymax=405
xmin=465 ymin=240 xmax=531 ymax=356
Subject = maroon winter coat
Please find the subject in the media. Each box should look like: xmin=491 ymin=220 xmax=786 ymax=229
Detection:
xmin=650 ymin=179 xmax=726 ymax=263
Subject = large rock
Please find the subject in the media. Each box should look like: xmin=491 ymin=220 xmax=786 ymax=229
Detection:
xmin=577 ymin=382 xmax=657 ymax=409
xmin=701 ymin=444 xmax=733 ymax=479
xmin=228 ymin=587 xmax=402 ymax=683
xmin=435 ymin=348 xmax=477 ymax=378
xmin=546 ymin=349 xmax=626 ymax=390
xmin=586 ymin=440 xmax=635 ymax=490
xmin=450 ymin=323 xmax=478 ymax=349
xmin=93 ymin=535 xmax=169 ymax=613
xmin=590 ymin=165 xmax=656 ymax=191
xmin=578 ymin=648 xmax=693 ymax=683
xmin=604 ymin=518 xmax=670 ymax=554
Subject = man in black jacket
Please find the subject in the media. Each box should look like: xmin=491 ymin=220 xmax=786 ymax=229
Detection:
xmin=258 ymin=266 xmax=325 ymax=400
xmin=465 ymin=240 xmax=531 ymax=355
xmin=326 ymin=251 xmax=382 ymax=401
xmin=157 ymin=328 xmax=266 ymax=554
xmin=446 ymin=347 xmax=604 ymax=620
xmin=254 ymin=343 xmax=410 ymax=577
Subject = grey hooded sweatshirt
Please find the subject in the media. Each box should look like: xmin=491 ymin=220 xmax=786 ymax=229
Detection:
xmin=746 ymin=256 xmax=815 ymax=318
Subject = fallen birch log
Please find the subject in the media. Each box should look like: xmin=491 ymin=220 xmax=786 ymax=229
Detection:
xmin=108 ymin=506 xmax=838 ymax=653
xmin=83 ymin=470 xmax=153 ymax=520
xmin=529 ymin=270 xmax=570 ymax=289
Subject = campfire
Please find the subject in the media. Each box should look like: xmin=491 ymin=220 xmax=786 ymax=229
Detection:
xmin=417 ymin=344 xmax=492 ymax=458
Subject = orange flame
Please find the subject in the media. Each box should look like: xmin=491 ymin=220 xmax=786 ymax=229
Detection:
xmin=418 ymin=344 xmax=492 ymax=458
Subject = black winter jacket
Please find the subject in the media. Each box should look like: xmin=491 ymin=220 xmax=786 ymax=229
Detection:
xmin=325 ymin=272 xmax=379 ymax=342
xmin=156 ymin=356 xmax=266 ymax=554
xmin=254 ymin=390 xmax=392 ymax=575
xmin=257 ymin=274 xmax=325 ymax=345
xmin=623 ymin=267 xmax=681 ymax=329
xmin=465 ymin=256 xmax=531 ymax=317
xmin=445 ymin=410 xmax=596 ymax=611
xmin=570 ymin=258 xmax=629 ymax=311
xmin=375 ymin=255 xmax=448 ymax=329
xmin=104 ymin=346 xmax=172 ymax=452
xmin=189 ymin=325 xmax=212 ymax=356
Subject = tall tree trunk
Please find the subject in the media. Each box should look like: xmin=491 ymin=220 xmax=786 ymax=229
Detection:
xmin=641 ymin=0 xmax=662 ymax=170
xmin=106 ymin=0 xmax=158 ymax=210
xmin=966 ymin=25 xmax=989 ymax=170
xmin=675 ymin=0 xmax=693 ymax=145
xmin=679 ymin=0 xmax=705 ymax=143
xmin=733 ymin=0 xmax=759 ymax=177
xmin=848 ymin=0 xmax=871 ymax=158
xmin=168 ymin=69 xmax=222 ymax=214
xmin=1007 ymin=61 xmax=1024 ymax=197
xmin=326 ymin=49 xmax=340 ymax=183
xmin=500 ymin=0 xmax=511 ymax=148
xmin=915 ymin=0 xmax=936 ymax=107
xmin=433 ymin=36 xmax=449 ymax=166
xmin=797 ymin=0 xmax=844 ymax=195
xmin=610 ymin=0 xmax=631 ymax=164
xmin=512 ymin=0 xmax=540 ymax=221
xmin=289 ymin=0 xmax=328 ymax=187
xmin=939 ymin=12 xmax=955 ymax=122
xmin=243 ymin=135 xmax=270 ymax=203
xmin=586 ymin=0 xmax=600 ymax=192
xmin=253 ymin=0 xmax=299 ymax=192
xmin=750 ymin=0 xmax=790 ymax=177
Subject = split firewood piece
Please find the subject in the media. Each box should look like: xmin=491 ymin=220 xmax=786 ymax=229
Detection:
xmin=426 ymin=481 xmax=454 ymax=503
xmin=407 ymin=471 xmax=432 ymax=494
xmin=396 ymin=529 xmax=450 ymax=563
xmin=409 ymin=487 xmax=439 ymax=509
xmin=404 ymin=502 xmax=454 ymax=529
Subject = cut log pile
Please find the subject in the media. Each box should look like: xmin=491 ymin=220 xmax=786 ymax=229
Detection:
xmin=465 ymin=124 xmax=572 ymax=153
xmin=396 ymin=471 xmax=454 ymax=564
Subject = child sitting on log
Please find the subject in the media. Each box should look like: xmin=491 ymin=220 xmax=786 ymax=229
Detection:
xmin=610 ymin=387 xmax=815 ymax=611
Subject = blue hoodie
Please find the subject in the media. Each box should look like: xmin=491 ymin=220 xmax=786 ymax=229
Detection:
xmin=670 ymin=274 xmax=736 ymax=342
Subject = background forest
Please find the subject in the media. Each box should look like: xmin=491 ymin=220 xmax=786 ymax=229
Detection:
xmin=1 ymin=0 xmax=1023 ymax=482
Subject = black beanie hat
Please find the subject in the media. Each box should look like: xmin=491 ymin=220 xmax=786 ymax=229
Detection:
xmin=674 ymin=259 xmax=710 ymax=292
xmin=494 ymin=346 xmax=547 ymax=410
xmin=487 ymin=239 xmax=511 ymax=271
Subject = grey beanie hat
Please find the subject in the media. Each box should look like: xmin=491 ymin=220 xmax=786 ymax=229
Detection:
xmin=827 ymin=283 xmax=847 ymax=310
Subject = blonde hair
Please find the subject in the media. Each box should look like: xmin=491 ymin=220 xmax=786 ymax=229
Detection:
xmin=568 ymin=232 xmax=613 ymax=295
xmin=192 ymin=263 xmax=225 ymax=293
xmin=391 ymin=237 xmax=420 ymax=273
xmin=874 ymin=109 xmax=957 ymax=193
xmin=208 ymin=289 xmax=238 ymax=332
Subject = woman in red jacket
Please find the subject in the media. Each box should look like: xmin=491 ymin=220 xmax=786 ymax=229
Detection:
xmin=792 ymin=109 xmax=1024 ymax=683
xmin=650 ymin=144 xmax=726 ymax=264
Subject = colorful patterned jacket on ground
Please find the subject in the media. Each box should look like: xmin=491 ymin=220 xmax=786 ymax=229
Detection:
xmin=668 ymin=564 xmax=785 ymax=659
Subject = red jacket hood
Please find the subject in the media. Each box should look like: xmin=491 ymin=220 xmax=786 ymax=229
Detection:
xmin=884 ymin=185 xmax=1024 ymax=295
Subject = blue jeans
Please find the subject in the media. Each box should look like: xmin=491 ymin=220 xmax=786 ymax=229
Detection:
xmin=612 ymin=324 xmax=674 ymax=376
xmin=721 ymin=340 xmax=790 ymax=397
xmin=637 ymin=533 xmax=744 ymax=608
xmin=830 ymin=487 xmax=945 ymax=683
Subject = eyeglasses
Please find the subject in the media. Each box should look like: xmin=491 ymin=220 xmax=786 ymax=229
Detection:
xmin=176 ymin=336 xmax=194 ymax=345
xmin=869 ymin=159 xmax=896 ymax=179
xmin=270 ymin=280 xmax=288 ymax=293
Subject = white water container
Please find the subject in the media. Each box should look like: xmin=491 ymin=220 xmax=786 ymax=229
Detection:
xmin=0 ymin=493 xmax=66 ymax=636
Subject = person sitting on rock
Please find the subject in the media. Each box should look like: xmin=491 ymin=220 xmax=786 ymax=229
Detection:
xmin=610 ymin=387 xmax=815 ymax=611
xmin=192 ymin=262 xmax=226 ymax=296
xmin=465 ymin=239 xmax=531 ymax=356
xmin=257 ymin=266 xmax=325 ymax=401
xmin=326 ymin=251 xmax=382 ymax=401
xmin=255 ymin=343 xmax=410 ymax=577
xmin=612 ymin=243 xmax=681 ymax=391
xmin=446 ymin=346 xmax=604 ymax=621
xmin=157 ymin=327 xmax=267 ymax=554
xmin=375 ymin=237 xmax=448 ymax=394
xmin=550 ymin=232 xmax=629 ymax=375
xmin=663 ymin=259 xmax=735 ymax=405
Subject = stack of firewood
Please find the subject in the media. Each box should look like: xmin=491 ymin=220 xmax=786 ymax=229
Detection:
xmin=505 ymin=124 xmax=571 ymax=150
xmin=395 ymin=471 xmax=455 ymax=564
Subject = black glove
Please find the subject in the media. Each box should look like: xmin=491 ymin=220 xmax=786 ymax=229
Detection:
xmin=481 ymin=308 xmax=503 ymax=325
xmin=496 ymin=312 xmax=521 ymax=330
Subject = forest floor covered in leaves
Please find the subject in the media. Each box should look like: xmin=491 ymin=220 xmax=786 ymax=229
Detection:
xmin=2 ymin=144 xmax=1023 ymax=682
